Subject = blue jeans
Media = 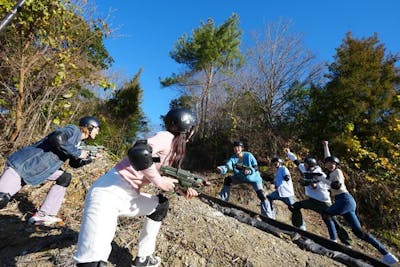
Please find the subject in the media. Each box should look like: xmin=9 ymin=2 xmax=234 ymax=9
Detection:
xmin=267 ymin=190 xmax=295 ymax=207
xmin=219 ymin=174 xmax=264 ymax=201
xmin=219 ymin=174 xmax=267 ymax=216
xmin=327 ymin=193 xmax=388 ymax=255
xmin=230 ymin=174 xmax=264 ymax=191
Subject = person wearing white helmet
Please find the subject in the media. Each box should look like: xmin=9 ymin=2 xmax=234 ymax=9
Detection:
xmin=73 ymin=108 xmax=199 ymax=267
xmin=0 ymin=116 xmax=101 ymax=225
xmin=321 ymin=141 xmax=398 ymax=265
xmin=286 ymin=148 xmax=352 ymax=246
xmin=265 ymin=157 xmax=296 ymax=219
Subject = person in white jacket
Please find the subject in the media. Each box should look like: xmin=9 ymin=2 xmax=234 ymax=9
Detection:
xmin=321 ymin=141 xmax=398 ymax=265
xmin=265 ymin=157 xmax=296 ymax=219
xmin=286 ymin=148 xmax=351 ymax=246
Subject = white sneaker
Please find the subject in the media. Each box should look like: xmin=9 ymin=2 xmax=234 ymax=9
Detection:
xmin=132 ymin=255 xmax=161 ymax=267
xmin=28 ymin=211 xmax=62 ymax=226
xmin=382 ymin=252 xmax=399 ymax=265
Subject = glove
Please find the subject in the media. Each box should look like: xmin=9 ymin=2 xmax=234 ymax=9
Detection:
xmin=69 ymin=157 xmax=93 ymax=168
xmin=283 ymin=175 xmax=290 ymax=181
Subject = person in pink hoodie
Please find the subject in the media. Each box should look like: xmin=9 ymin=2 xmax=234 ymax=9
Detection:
xmin=73 ymin=108 xmax=198 ymax=267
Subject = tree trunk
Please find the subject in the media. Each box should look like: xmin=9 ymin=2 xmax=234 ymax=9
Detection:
xmin=9 ymin=66 xmax=25 ymax=142
xmin=199 ymin=67 xmax=214 ymax=137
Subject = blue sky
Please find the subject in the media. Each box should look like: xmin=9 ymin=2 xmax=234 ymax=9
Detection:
xmin=95 ymin=0 xmax=400 ymax=131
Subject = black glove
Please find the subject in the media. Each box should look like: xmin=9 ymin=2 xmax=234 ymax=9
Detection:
xmin=283 ymin=175 xmax=290 ymax=182
xmin=69 ymin=158 xmax=93 ymax=168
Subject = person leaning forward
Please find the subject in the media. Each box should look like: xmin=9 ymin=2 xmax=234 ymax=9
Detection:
xmin=318 ymin=141 xmax=398 ymax=265
xmin=0 ymin=116 xmax=102 ymax=226
xmin=286 ymin=148 xmax=352 ymax=246
xmin=73 ymin=108 xmax=199 ymax=267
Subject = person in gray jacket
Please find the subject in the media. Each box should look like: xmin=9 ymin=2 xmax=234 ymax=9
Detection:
xmin=0 ymin=116 xmax=101 ymax=225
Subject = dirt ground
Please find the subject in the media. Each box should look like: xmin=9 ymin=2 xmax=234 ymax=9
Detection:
xmin=0 ymin=154 xmax=399 ymax=267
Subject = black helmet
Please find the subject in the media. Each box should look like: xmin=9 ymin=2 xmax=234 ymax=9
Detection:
xmin=304 ymin=157 xmax=317 ymax=167
xmin=271 ymin=157 xmax=283 ymax=164
xmin=79 ymin=116 xmax=100 ymax=129
xmin=233 ymin=141 xmax=244 ymax=147
xmin=164 ymin=108 xmax=196 ymax=133
xmin=324 ymin=156 xmax=340 ymax=164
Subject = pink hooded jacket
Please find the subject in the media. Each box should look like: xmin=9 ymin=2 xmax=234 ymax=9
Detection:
xmin=115 ymin=131 xmax=174 ymax=191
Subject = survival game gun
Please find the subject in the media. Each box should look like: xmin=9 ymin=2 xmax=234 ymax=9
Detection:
xmin=160 ymin=166 xmax=206 ymax=191
xmin=79 ymin=145 xmax=105 ymax=157
xmin=299 ymin=172 xmax=322 ymax=187
xmin=234 ymin=163 xmax=251 ymax=171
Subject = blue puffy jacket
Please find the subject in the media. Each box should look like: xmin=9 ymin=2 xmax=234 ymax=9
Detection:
xmin=6 ymin=125 xmax=82 ymax=185
xmin=218 ymin=152 xmax=262 ymax=183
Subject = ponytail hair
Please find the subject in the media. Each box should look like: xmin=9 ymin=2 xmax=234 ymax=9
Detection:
xmin=168 ymin=132 xmax=187 ymax=168
xmin=79 ymin=126 xmax=90 ymax=137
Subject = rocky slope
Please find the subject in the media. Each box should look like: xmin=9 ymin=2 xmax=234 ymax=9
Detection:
xmin=0 ymin=154 xmax=398 ymax=267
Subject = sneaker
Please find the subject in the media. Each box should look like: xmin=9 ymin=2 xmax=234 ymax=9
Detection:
xmin=382 ymin=252 xmax=399 ymax=265
xmin=342 ymin=241 xmax=352 ymax=249
xmin=132 ymin=255 xmax=161 ymax=267
xmin=28 ymin=211 xmax=62 ymax=226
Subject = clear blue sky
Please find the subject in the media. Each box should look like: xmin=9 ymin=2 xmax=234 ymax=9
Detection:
xmin=95 ymin=0 xmax=400 ymax=131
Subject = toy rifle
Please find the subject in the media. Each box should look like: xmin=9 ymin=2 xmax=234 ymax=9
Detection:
xmin=234 ymin=163 xmax=258 ymax=176
xmin=79 ymin=145 xmax=105 ymax=157
xmin=160 ymin=166 xmax=207 ymax=191
xmin=234 ymin=163 xmax=251 ymax=171
xmin=300 ymin=172 xmax=322 ymax=187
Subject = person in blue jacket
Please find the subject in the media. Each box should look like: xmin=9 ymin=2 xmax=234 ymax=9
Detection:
xmin=0 ymin=116 xmax=101 ymax=226
xmin=216 ymin=141 xmax=272 ymax=217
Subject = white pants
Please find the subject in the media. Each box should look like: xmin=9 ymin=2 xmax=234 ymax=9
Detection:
xmin=73 ymin=168 xmax=161 ymax=263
